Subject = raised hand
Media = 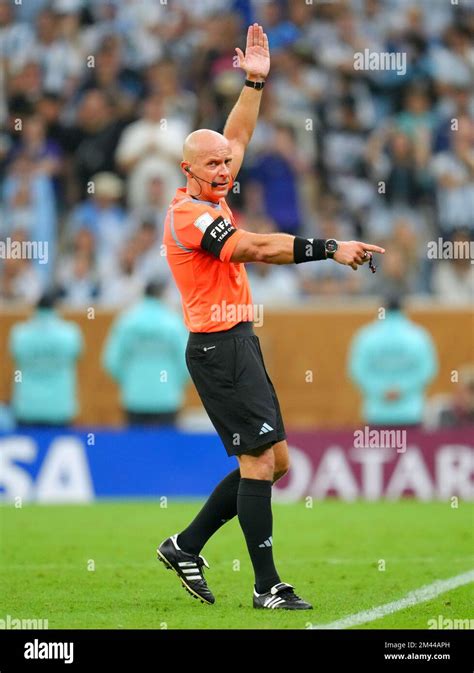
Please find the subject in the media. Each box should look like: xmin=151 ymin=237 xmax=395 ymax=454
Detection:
xmin=235 ymin=23 xmax=270 ymax=81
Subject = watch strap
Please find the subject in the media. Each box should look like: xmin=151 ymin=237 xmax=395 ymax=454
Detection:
xmin=245 ymin=79 xmax=265 ymax=90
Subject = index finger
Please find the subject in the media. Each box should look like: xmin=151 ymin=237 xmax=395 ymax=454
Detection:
xmin=360 ymin=243 xmax=385 ymax=254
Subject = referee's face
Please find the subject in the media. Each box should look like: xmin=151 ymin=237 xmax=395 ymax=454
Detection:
xmin=193 ymin=139 xmax=233 ymax=202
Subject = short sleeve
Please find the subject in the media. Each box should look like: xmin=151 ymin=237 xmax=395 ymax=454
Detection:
xmin=171 ymin=202 xmax=216 ymax=251
xmin=172 ymin=201 xmax=244 ymax=261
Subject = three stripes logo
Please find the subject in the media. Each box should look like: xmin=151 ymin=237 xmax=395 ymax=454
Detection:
xmin=259 ymin=422 xmax=274 ymax=435
xmin=263 ymin=595 xmax=285 ymax=609
xmin=178 ymin=561 xmax=202 ymax=581
xmin=258 ymin=536 xmax=272 ymax=548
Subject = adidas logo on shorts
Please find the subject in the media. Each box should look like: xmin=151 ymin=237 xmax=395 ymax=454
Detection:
xmin=259 ymin=422 xmax=274 ymax=435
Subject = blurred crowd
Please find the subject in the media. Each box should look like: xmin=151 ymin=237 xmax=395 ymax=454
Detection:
xmin=0 ymin=0 xmax=473 ymax=308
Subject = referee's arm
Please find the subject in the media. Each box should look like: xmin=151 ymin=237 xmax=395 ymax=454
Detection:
xmin=221 ymin=25 xmax=385 ymax=270
xmin=230 ymin=234 xmax=385 ymax=271
xmin=223 ymin=23 xmax=270 ymax=178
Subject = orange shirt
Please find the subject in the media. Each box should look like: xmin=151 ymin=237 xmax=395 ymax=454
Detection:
xmin=163 ymin=188 xmax=253 ymax=333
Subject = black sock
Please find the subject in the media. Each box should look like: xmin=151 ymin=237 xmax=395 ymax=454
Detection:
xmin=177 ymin=468 xmax=241 ymax=555
xmin=237 ymin=478 xmax=280 ymax=594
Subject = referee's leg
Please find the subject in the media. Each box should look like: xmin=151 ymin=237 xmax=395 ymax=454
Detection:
xmin=235 ymin=439 xmax=290 ymax=595
xmin=235 ymin=437 xmax=312 ymax=608
xmin=173 ymin=442 xmax=289 ymax=561
xmin=237 ymin=440 xmax=290 ymax=482
xmin=271 ymin=440 xmax=290 ymax=482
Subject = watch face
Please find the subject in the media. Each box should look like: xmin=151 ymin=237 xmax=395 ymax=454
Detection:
xmin=325 ymin=239 xmax=338 ymax=254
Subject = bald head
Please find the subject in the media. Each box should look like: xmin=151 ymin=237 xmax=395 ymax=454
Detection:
xmin=183 ymin=129 xmax=230 ymax=162
xmin=181 ymin=129 xmax=233 ymax=202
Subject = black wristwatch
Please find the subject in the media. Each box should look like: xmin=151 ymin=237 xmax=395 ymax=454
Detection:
xmin=245 ymin=79 xmax=265 ymax=90
xmin=325 ymin=239 xmax=338 ymax=259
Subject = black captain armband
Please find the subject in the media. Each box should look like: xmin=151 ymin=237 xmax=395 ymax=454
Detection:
xmin=293 ymin=237 xmax=327 ymax=264
xmin=200 ymin=215 xmax=237 ymax=259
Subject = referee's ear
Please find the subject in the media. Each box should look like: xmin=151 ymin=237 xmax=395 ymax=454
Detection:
xmin=181 ymin=161 xmax=192 ymax=178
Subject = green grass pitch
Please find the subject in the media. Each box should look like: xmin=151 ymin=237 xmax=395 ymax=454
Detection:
xmin=1 ymin=500 xmax=473 ymax=629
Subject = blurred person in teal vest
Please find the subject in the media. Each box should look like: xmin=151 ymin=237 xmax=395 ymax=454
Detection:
xmin=103 ymin=280 xmax=189 ymax=427
xmin=348 ymin=295 xmax=438 ymax=426
xmin=9 ymin=291 xmax=83 ymax=427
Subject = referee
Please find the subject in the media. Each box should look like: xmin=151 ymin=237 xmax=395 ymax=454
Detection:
xmin=158 ymin=23 xmax=385 ymax=610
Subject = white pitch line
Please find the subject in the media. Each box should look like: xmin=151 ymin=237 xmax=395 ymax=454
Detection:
xmin=326 ymin=557 xmax=474 ymax=565
xmin=312 ymin=569 xmax=474 ymax=630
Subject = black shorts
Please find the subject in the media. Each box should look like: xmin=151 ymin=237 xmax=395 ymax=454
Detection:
xmin=185 ymin=321 xmax=286 ymax=457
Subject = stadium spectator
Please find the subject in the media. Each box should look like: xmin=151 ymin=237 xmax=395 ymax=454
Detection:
xmin=0 ymin=242 xmax=43 ymax=306
xmin=102 ymin=280 xmax=189 ymax=427
xmin=0 ymin=0 xmax=35 ymax=74
xmin=56 ymin=227 xmax=99 ymax=306
xmin=5 ymin=62 xmax=43 ymax=107
xmin=8 ymin=290 xmax=83 ymax=427
xmin=78 ymin=36 xmax=143 ymax=120
xmin=66 ymin=171 xmax=127 ymax=270
xmin=192 ymin=13 xmax=242 ymax=95
xmin=431 ymin=229 xmax=474 ymax=305
xmin=348 ymin=295 xmax=438 ymax=426
xmin=132 ymin=220 xmax=169 ymax=286
xmin=144 ymin=58 xmax=198 ymax=132
xmin=66 ymin=89 xmax=124 ymax=199
xmin=246 ymin=123 xmax=306 ymax=235
xmin=128 ymin=175 xmax=168 ymax=236
xmin=28 ymin=8 xmax=83 ymax=96
xmin=366 ymin=125 xmax=432 ymax=211
xmin=98 ymin=239 xmax=143 ymax=308
xmin=2 ymin=154 xmax=57 ymax=284
xmin=320 ymin=95 xmax=373 ymax=217
xmin=57 ymin=250 xmax=100 ymax=308
xmin=9 ymin=112 xmax=63 ymax=179
xmin=35 ymin=91 xmax=68 ymax=149
xmin=431 ymin=364 xmax=474 ymax=429
xmin=54 ymin=0 xmax=87 ymax=71
xmin=269 ymin=46 xmax=325 ymax=156
xmin=115 ymin=93 xmax=187 ymax=209
xmin=316 ymin=6 xmax=378 ymax=79
xmin=430 ymin=116 xmax=474 ymax=235
xmin=395 ymin=86 xmax=437 ymax=140
xmin=434 ymin=84 xmax=474 ymax=153
xmin=256 ymin=0 xmax=300 ymax=52
xmin=431 ymin=24 xmax=474 ymax=90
